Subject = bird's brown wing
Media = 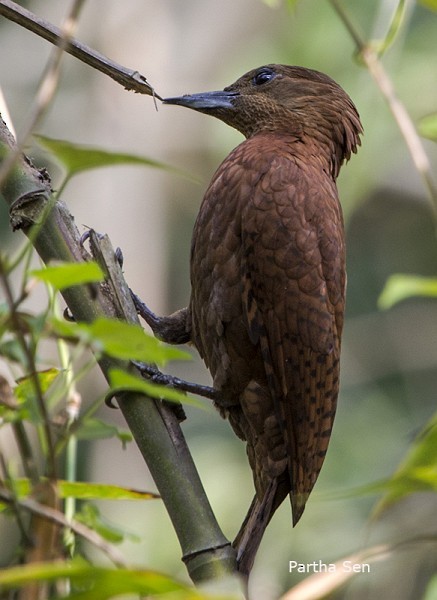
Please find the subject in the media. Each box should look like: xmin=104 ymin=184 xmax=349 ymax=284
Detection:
xmin=240 ymin=148 xmax=345 ymax=524
xmin=189 ymin=136 xmax=345 ymax=524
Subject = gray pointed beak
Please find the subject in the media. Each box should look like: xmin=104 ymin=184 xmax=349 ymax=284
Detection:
xmin=163 ymin=90 xmax=239 ymax=110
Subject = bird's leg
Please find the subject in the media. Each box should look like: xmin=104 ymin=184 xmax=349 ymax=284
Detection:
xmin=131 ymin=290 xmax=191 ymax=345
xmin=132 ymin=361 xmax=218 ymax=401
xmin=131 ymin=292 xmax=219 ymax=401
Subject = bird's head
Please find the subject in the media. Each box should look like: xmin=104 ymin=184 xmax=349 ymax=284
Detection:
xmin=164 ymin=64 xmax=362 ymax=176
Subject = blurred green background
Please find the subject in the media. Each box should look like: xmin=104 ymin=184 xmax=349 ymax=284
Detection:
xmin=1 ymin=1 xmax=437 ymax=598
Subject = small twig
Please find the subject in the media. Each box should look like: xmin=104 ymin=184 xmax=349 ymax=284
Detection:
xmin=329 ymin=0 xmax=437 ymax=215
xmin=0 ymin=0 xmax=161 ymax=99
xmin=0 ymin=0 xmax=85 ymax=189
xmin=0 ymin=486 xmax=127 ymax=567
xmin=360 ymin=48 xmax=437 ymax=212
xmin=0 ymin=454 xmax=33 ymax=546
xmin=11 ymin=420 xmax=40 ymax=486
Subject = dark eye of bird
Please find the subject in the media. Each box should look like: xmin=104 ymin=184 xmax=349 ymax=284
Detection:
xmin=253 ymin=69 xmax=275 ymax=86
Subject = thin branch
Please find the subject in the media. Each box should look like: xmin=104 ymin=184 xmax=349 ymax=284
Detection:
xmin=23 ymin=0 xmax=87 ymax=138
xmin=329 ymin=0 xmax=437 ymax=214
xmin=0 ymin=0 xmax=86 ymax=194
xmin=0 ymin=0 xmax=161 ymax=98
xmin=0 ymin=455 xmax=33 ymax=546
xmin=0 ymin=486 xmax=127 ymax=567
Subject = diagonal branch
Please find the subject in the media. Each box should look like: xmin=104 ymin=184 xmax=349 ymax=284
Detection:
xmin=0 ymin=0 xmax=161 ymax=99
xmin=0 ymin=485 xmax=127 ymax=567
xmin=329 ymin=0 xmax=437 ymax=215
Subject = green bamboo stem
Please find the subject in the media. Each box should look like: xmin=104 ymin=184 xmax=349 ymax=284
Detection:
xmin=0 ymin=116 xmax=237 ymax=583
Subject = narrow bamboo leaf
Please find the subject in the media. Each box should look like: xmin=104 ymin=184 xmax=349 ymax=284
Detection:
xmin=418 ymin=113 xmax=437 ymax=141
xmin=371 ymin=0 xmax=406 ymax=56
xmin=0 ymin=479 xmax=158 ymax=512
xmin=0 ymin=339 xmax=27 ymax=364
xmin=35 ymin=135 xmax=191 ymax=179
xmin=75 ymin=416 xmax=132 ymax=444
xmin=49 ymin=317 xmax=82 ymax=339
xmin=58 ymin=480 xmax=159 ymax=501
xmin=321 ymin=418 xmax=437 ymax=513
xmin=372 ymin=415 xmax=437 ymax=516
xmin=75 ymin=503 xmax=139 ymax=544
xmin=260 ymin=0 xmax=299 ymax=8
xmin=31 ymin=261 xmax=104 ymax=290
xmin=0 ymin=559 xmax=241 ymax=598
xmin=14 ymin=369 xmax=60 ymax=422
xmin=418 ymin=0 xmax=437 ymax=11
xmin=15 ymin=369 xmax=60 ymax=399
xmin=0 ymin=561 xmax=189 ymax=596
xmin=423 ymin=574 xmax=437 ymax=600
xmin=50 ymin=317 xmax=190 ymax=365
xmin=317 ymin=478 xmax=391 ymax=502
xmin=87 ymin=318 xmax=190 ymax=365
xmin=378 ymin=274 xmax=437 ymax=309
xmin=108 ymin=368 xmax=207 ymax=409
xmin=260 ymin=0 xmax=281 ymax=7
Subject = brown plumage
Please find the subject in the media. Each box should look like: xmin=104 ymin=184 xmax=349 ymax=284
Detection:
xmin=143 ymin=65 xmax=362 ymax=574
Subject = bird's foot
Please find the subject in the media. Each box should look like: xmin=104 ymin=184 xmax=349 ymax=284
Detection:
xmin=80 ymin=229 xmax=124 ymax=268
xmin=130 ymin=290 xmax=162 ymax=334
xmin=132 ymin=360 xmax=218 ymax=401
xmin=130 ymin=290 xmax=191 ymax=345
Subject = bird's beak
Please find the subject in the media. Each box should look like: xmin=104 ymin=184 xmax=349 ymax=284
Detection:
xmin=163 ymin=90 xmax=239 ymax=110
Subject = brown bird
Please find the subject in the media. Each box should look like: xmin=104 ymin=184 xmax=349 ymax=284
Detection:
xmin=136 ymin=64 xmax=362 ymax=574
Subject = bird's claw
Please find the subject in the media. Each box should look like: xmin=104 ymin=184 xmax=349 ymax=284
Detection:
xmin=80 ymin=230 xmax=123 ymax=268
xmin=132 ymin=360 xmax=217 ymax=401
xmin=114 ymin=247 xmax=124 ymax=268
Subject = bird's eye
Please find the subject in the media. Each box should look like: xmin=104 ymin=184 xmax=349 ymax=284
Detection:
xmin=252 ymin=69 xmax=276 ymax=86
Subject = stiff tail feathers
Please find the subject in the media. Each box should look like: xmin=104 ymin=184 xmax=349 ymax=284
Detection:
xmin=233 ymin=480 xmax=278 ymax=576
xmin=233 ymin=479 xmax=309 ymax=575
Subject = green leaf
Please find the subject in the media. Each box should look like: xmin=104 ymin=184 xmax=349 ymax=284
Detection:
xmin=0 ymin=479 xmax=158 ymax=512
xmin=108 ymin=368 xmax=207 ymax=409
xmin=0 ymin=560 xmax=187 ymax=597
xmin=317 ymin=478 xmax=391 ymax=503
xmin=378 ymin=274 xmax=437 ymax=309
xmin=259 ymin=0 xmax=299 ymax=8
xmin=34 ymin=135 xmax=191 ymax=180
xmin=418 ymin=0 xmax=437 ymax=11
xmin=15 ymin=368 xmax=60 ymax=400
xmin=0 ymin=559 xmax=242 ymax=598
xmin=75 ymin=503 xmax=140 ymax=544
xmin=75 ymin=417 xmax=132 ymax=445
xmin=423 ymin=574 xmax=437 ymax=600
xmin=369 ymin=0 xmax=407 ymax=56
xmin=31 ymin=261 xmax=104 ymax=290
xmin=88 ymin=318 xmax=189 ymax=364
xmin=14 ymin=369 xmax=60 ymax=421
xmin=418 ymin=113 xmax=437 ymax=142
xmin=59 ymin=480 xmax=158 ymax=501
xmin=371 ymin=416 xmax=437 ymax=516
xmin=50 ymin=317 xmax=190 ymax=365
xmin=0 ymin=339 xmax=28 ymax=365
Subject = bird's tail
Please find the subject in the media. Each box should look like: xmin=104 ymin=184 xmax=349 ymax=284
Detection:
xmin=233 ymin=479 xmax=278 ymax=576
